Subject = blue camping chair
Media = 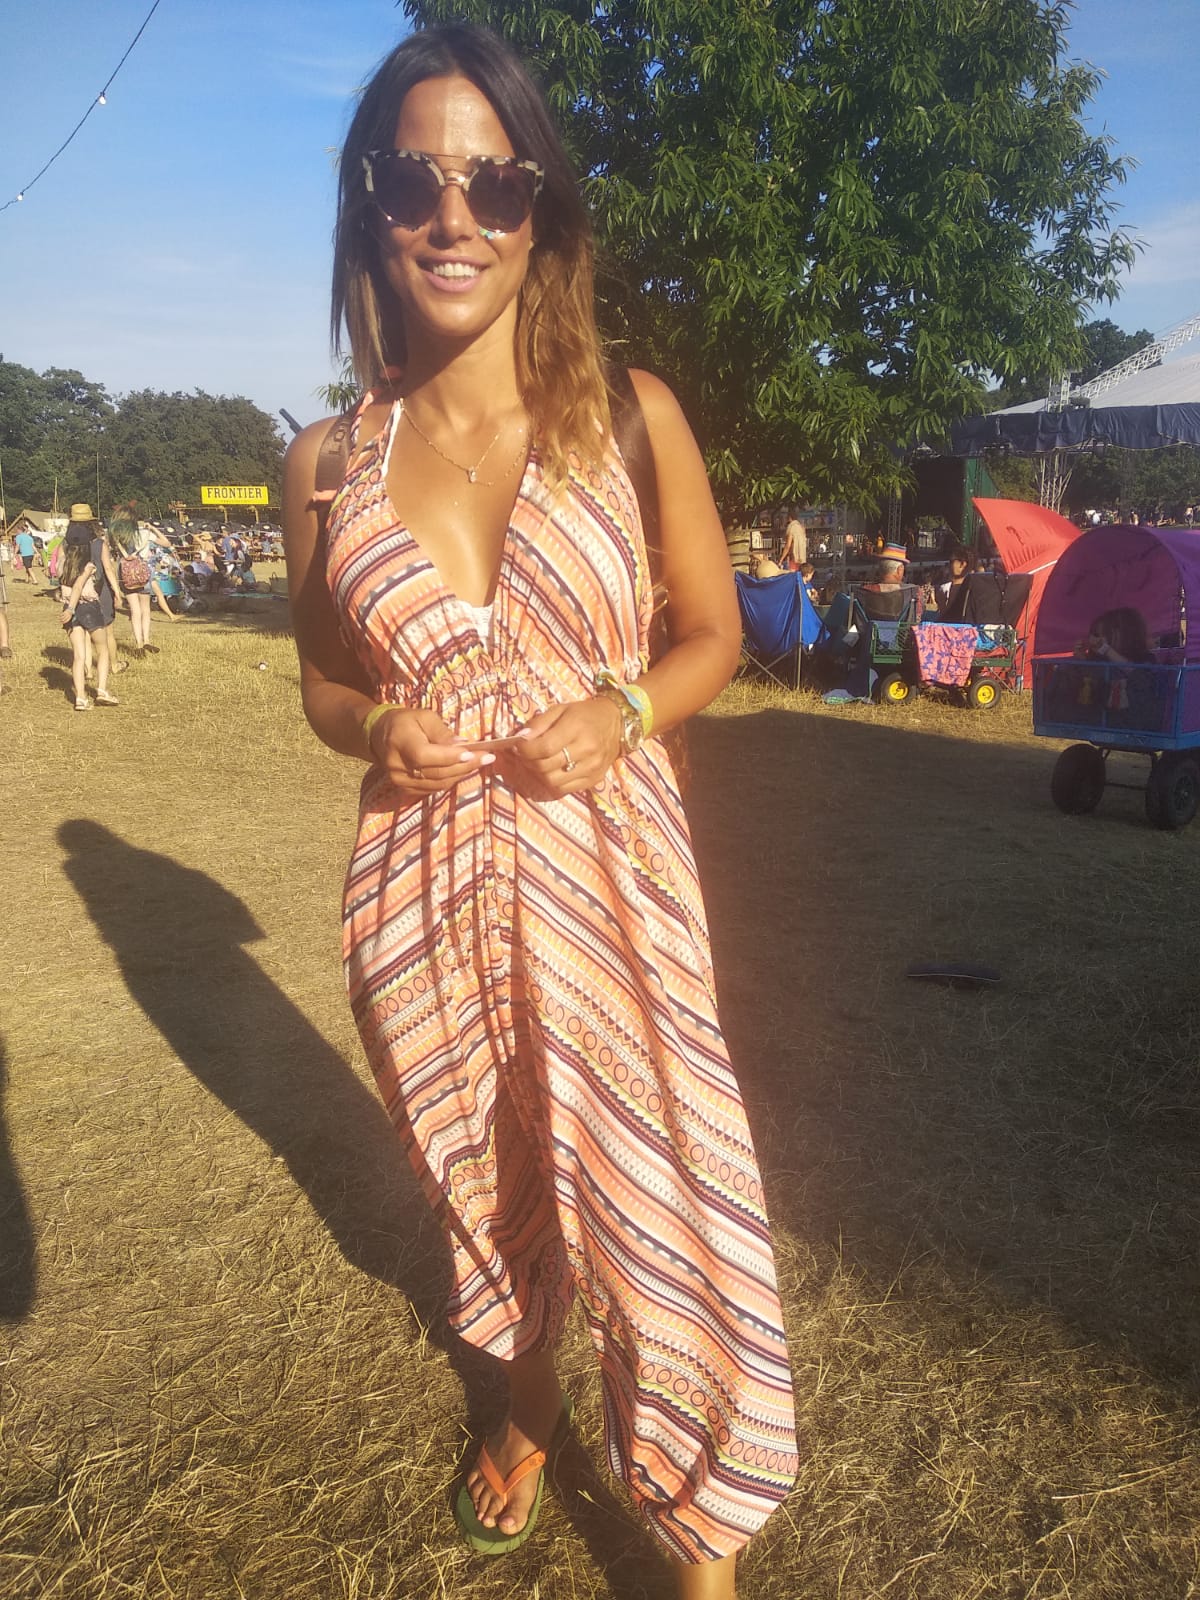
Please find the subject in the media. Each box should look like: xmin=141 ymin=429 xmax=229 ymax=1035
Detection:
xmin=734 ymin=571 xmax=822 ymax=690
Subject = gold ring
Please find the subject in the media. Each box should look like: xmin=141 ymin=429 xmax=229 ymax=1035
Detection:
xmin=562 ymin=746 xmax=576 ymax=773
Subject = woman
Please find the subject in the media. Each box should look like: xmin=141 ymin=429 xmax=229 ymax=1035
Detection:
xmin=108 ymin=504 xmax=177 ymax=653
xmin=283 ymin=26 xmax=796 ymax=1596
xmin=59 ymin=529 xmax=119 ymax=709
xmin=1075 ymin=606 xmax=1153 ymax=664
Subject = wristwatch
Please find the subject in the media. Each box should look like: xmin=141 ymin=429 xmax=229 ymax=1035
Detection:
xmin=601 ymin=689 xmax=645 ymax=755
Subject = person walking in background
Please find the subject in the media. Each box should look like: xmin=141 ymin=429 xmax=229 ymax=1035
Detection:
xmin=780 ymin=508 xmax=807 ymax=569
xmin=283 ymin=25 xmax=796 ymax=1598
xmin=14 ymin=528 xmax=37 ymax=583
xmin=108 ymin=503 xmax=177 ymax=654
xmin=65 ymin=505 xmax=128 ymax=681
xmin=59 ymin=527 xmax=119 ymax=710
xmin=0 ymin=546 xmax=11 ymax=689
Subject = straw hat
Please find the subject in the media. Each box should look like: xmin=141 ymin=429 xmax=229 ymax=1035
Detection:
xmin=69 ymin=502 xmax=97 ymax=522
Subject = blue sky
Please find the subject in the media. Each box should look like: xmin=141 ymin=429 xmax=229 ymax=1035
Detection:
xmin=3 ymin=0 xmax=1198 ymax=437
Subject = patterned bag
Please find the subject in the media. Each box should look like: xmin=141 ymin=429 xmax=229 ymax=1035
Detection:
xmin=119 ymin=555 xmax=151 ymax=590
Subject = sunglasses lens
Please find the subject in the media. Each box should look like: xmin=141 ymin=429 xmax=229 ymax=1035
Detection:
xmin=468 ymin=164 xmax=537 ymax=232
xmin=372 ymin=154 xmax=440 ymax=227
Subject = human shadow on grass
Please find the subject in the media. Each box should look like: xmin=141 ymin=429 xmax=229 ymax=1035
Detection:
xmin=56 ymin=823 xmax=484 ymax=1374
xmin=0 ymin=1037 xmax=36 ymax=1321
xmin=686 ymin=705 xmax=1200 ymax=1397
xmin=55 ymin=820 xmax=666 ymax=1591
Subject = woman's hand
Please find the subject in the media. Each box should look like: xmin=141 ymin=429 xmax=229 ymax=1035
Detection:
xmin=506 ymin=697 xmax=623 ymax=799
xmin=368 ymin=705 xmax=493 ymax=797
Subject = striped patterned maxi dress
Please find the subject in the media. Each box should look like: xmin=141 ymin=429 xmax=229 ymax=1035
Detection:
xmin=323 ymin=399 xmax=798 ymax=1560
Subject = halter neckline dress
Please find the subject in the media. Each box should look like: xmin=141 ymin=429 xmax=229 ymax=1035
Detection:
xmin=324 ymin=395 xmax=797 ymax=1560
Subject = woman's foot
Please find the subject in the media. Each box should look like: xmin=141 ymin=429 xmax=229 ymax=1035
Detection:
xmin=95 ymin=689 xmax=120 ymax=706
xmin=464 ymin=1352 xmax=564 ymax=1537
xmin=74 ymin=697 xmax=92 ymax=712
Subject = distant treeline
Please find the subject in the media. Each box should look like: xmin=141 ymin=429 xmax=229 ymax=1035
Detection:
xmin=0 ymin=359 xmax=285 ymax=517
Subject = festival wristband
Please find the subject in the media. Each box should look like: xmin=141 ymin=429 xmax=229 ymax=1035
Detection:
xmin=595 ymin=668 xmax=654 ymax=737
xmin=361 ymin=702 xmax=399 ymax=753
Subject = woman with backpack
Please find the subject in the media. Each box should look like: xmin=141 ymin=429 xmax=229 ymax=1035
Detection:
xmin=59 ymin=526 xmax=119 ymax=710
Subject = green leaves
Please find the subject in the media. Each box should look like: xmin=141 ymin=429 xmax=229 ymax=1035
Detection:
xmin=0 ymin=360 xmax=284 ymax=515
xmin=403 ymin=0 xmax=1134 ymax=514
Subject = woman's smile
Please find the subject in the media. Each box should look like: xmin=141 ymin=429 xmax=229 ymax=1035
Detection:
xmin=379 ymin=75 xmax=534 ymax=347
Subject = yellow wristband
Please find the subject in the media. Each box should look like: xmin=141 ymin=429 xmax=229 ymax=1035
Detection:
xmin=624 ymin=682 xmax=654 ymax=738
xmin=595 ymin=669 xmax=655 ymax=737
xmin=361 ymin=702 xmax=397 ymax=754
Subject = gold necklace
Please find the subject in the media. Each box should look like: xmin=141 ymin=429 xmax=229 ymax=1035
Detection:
xmin=402 ymin=405 xmax=525 ymax=485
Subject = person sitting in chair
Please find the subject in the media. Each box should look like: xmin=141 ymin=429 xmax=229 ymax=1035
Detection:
xmin=858 ymin=541 xmax=922 ymax=621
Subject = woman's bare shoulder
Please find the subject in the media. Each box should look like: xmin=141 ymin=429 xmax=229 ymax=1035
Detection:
xmin=626 ymin=367 xmax=683 ymax=426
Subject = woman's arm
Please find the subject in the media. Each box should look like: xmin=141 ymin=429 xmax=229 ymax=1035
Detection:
xmin=282 ymin=418 xmax=487 ymax=793
xmin=98 ymin=541 xmax=124 ymax=607
xmin=61 ymin=563 xmax=95 ymax=617
xmin=625 ymin=368 xmax=741 ymax=729
xmin=510 ymin=370 xmax=741 ymax=797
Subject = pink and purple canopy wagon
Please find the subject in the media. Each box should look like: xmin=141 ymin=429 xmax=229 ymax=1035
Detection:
xmin=1033 ymin=525 xmax=1200 ymax=828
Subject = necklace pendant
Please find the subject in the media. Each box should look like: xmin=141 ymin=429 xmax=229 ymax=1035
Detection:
xmin=467 ymin=468 xmax=477 ymax=483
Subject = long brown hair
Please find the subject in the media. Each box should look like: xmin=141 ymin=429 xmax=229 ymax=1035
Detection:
xmin=332 ymin=23 xmax=611 ymax=480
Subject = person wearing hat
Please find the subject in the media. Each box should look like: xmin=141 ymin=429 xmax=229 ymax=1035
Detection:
xmin=67 ymin=504 xmax=128 ymax=677
xmin=859 ymin=539 xmax=922 ymax=620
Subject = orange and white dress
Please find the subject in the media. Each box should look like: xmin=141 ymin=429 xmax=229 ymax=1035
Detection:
xmin=324 ymin=398 xmax=798 ymax=1560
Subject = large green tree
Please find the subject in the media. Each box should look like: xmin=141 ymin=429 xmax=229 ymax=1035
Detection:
xmin=996 ymin=316 xmax=1156 ymax=406
xmin=402 ymin=0 xmax=1135 ymax=513
xmin=0 ymin=360 xmax=284 ymax=516
xmin=0 ymin=360 xmax=113 ymax=512
xmin=101 ymin=391 xmax=285 ymax=510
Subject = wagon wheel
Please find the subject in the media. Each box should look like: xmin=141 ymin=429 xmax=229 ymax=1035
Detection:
xmin=1050 ymin=744 xmax=1106 ymax=815
xmin=1145 ymin=753 xmax=1200 ymax=831
xmin=877 ymin=671 xmax=912 ymax=706
xmin=966 ymin=674 xmax=1000 ymax=710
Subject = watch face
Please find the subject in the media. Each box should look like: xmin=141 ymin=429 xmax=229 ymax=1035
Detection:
xmin=621 ymin=705 xmax=643 ymax=752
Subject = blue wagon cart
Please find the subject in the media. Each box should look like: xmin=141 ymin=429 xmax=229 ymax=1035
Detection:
xmin=1032 ymin=525 xmax=1200 ymax=829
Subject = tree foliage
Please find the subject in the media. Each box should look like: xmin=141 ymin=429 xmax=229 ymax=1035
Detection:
xmin=0 ymin=360 xmax=284 ymax=516
xmin=402 ymin=0 xmax=1135 ymax=512
xmin=996 ymin=316 xmax=1156 ymax=406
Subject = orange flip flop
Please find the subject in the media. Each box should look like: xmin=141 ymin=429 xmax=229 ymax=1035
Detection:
xmin=455 ymin=1394 xmax=574 ymax=1555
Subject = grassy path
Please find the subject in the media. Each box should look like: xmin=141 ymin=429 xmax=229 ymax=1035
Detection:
xmin=1 ymin=574 xmax=1198 ymax=1598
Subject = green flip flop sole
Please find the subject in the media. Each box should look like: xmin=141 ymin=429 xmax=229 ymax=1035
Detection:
xmin=455 ymin=1393 xmax=574 ymax=1556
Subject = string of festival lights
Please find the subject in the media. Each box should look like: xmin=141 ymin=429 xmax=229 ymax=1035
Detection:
xmin=1 ymin=0 xmax=166 ymax=216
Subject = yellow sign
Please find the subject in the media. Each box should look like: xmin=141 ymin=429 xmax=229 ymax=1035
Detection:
xmin=200 ymin=484 xmax=270 ymax=506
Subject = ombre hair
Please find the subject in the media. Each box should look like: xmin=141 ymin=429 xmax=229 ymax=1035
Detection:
xmin=331 ymin=23 xmax=611 ymax=480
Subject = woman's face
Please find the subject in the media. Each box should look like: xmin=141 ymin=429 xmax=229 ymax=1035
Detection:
xmin=374 ymin=74 xmax=535 ymax=355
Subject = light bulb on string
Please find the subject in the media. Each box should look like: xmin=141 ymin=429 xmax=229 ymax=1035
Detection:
xmin=16 ymin=193 xmax=23 ymax=202
xmin=98 ymin=93 xmax=107 ymax=105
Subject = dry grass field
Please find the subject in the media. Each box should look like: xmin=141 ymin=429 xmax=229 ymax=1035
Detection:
xmin=1 ymin=569 xmax=1198 ymax=1599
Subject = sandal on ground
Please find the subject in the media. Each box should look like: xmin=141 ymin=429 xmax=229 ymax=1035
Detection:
xmin=74 ymin=697 xmax=92 ymax=712
xmin=455 ymin=1393 xmax=574 ymax=1556
xmin=111 ymin=659 xmax=130 ymax=674
xmin=95 ymin=689 xmax=120 ymax=706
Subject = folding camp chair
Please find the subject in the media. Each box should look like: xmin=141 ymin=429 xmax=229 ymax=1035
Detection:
xmin=734 ymin=570 xmax=821 ymax=689
xmin=940 ymin=572 xmax=1033 ymax=627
